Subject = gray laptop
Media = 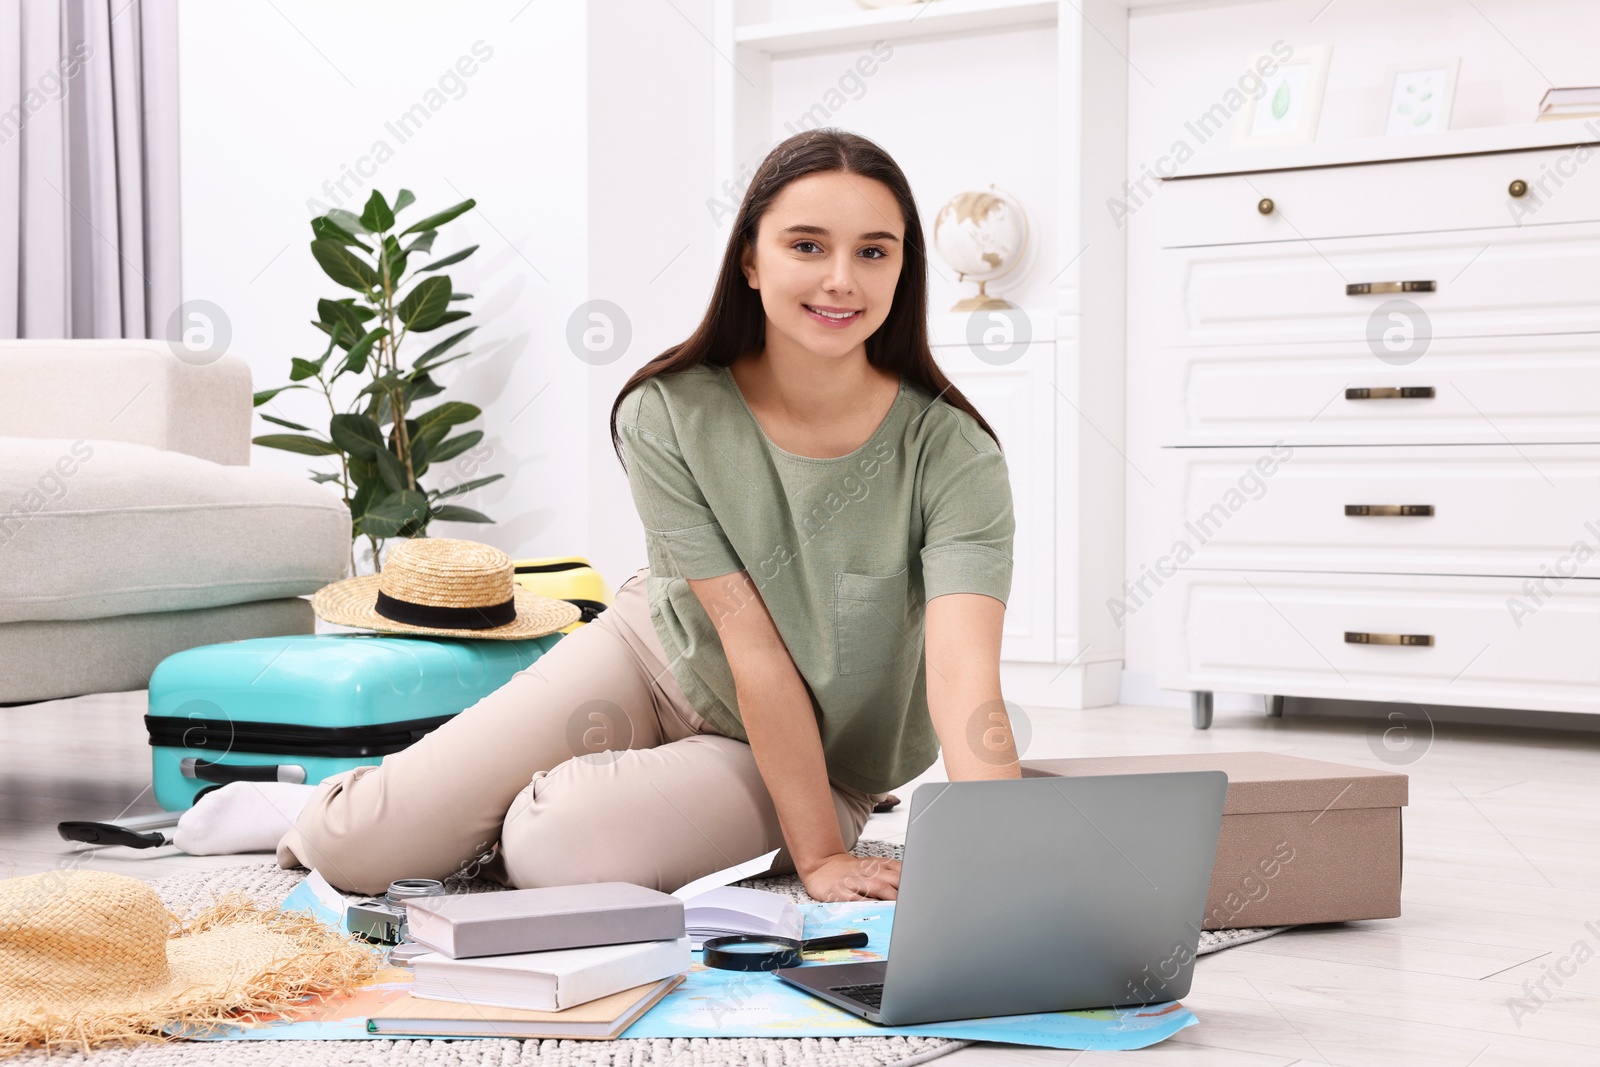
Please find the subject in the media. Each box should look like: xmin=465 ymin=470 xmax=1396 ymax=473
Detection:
xmin=774 ymin=771 xmax=1227 ymax=1026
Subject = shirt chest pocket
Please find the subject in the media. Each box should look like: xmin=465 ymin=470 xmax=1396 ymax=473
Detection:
xmin=834 ymin=566 xmax=912 ymax=676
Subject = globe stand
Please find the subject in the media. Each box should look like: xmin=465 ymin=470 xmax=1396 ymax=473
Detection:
xmin=949 ymin=279 xmax=1016 ymax=312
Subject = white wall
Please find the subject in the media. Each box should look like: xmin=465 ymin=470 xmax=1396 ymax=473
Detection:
xmin=179 ymin=0 xmax=716 ymax=587
xmin=585 ymin=0 xmax=718 ymax=586
xmin=764 ymin=24 xmax=1059 ymax=314
xmin=1120 ymin=0 xmax=1600 ymax=702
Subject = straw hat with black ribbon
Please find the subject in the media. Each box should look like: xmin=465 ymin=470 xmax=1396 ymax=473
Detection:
xmin=0 ymin=868 xmax=383 ymax=1057
xmin=313 ymin=537 xmax=581 ymax=639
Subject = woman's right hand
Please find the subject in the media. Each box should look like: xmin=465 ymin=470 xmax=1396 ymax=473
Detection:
xmin=799 ymin=852 xmax=902 ymax=902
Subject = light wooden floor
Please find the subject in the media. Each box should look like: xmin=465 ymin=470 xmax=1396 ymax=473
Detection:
xmin=2 ymin=692 xmax=1597 ymax=1066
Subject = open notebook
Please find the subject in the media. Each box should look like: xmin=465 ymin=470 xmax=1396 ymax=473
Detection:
xmin=681 ymin=885 xmax=803 ymax=949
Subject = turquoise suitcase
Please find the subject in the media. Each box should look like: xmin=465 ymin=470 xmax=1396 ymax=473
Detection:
xmin=145 ymin=632 xmax=563 ymax=811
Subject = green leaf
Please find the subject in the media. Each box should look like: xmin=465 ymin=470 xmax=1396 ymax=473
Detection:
xmin=361 ymin=490 xmax=429 ymax=538
xmin=410 ymin=351 xmax=475 ymax=375
xmin=400 ymin=199 xmax=475 ymax=236
xmin=413 ymin=327 xmax=476 ymax=370
xmin=254 ymin=385 xmax=309 ymax=406
xmin=1271 ymin=79 xmax=1291 ymax=120
xmin=313 ymin=320 xmax=353 ymax=351
xmin=326 ymin=208 xmax=370 ymax=234
xmin=347 ymin=454 xmax=377 ymax=486
xmin=253 ymin=433 xmax=340 ymax=456
xmin=360 ymin=190 xmax=395 ymax=233
xmin=415 ymin=400 xmax=480 ymax=430
xmin=408 ymin=434 xmax=433 ymax=477
xmin=311 ymin=215 xmax=373 ymax=252
xmin=289 ymin=357 xmax=322 ymax=382
xmin=393 ymin=188 xmax=416 ymax=214
xmin=311 ymin=239 xmax=378 ymax=292
xmin=402 ymin=230 xmax=438 ymax=255
xmin=413 ymin=309 xmax=470 ymax=333
xmin=419 ymin=245 xmax=478 ymax=272
xmin=404 ymin=372 xmax=446 ymax=407
xmin=428 ymin=429 xmax=483 ymax=463
xmin=341 ymin=326 xmax=389 ymax=376
xmin=309 ymin=321 xmax=347 ymax=371
xmin=396 ymin=275 xmax=452 ymax=330
xmin=411 ymin=416 xmax=452 ymax=451
xmin=373 ymin=445 xmax=409 ymax=492
xmin=318 ymin=297 xmax=375 ymax=325
xmin=380 ymin=235 xmax=408 ymax=286
xmin=432 ymin=473 xmax=503 ymax=499
xmin=329 ymin=414 xmax=385 ymax=458
xmin=259 ymin=413 xmax=313 ymax=431
xmin=349 ymin=476 xmax=386 ymax=519
xmin=429 ymin=504 xmax=493 ymax=523
xmin=357 ymin=370 xmax=406 ymax=399
xmin=449 ymin=293 xmax=473 ymax=301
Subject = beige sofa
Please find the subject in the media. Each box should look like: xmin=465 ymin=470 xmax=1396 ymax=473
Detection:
xmin=0 ymin=340 xmax=351 ymax=705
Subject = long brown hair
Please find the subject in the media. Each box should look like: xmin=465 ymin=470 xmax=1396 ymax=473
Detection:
xmin=608 ymin=127 xmax=1001 ymax=472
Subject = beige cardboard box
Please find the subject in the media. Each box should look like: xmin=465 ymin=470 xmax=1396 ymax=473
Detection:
xmin=1019 ymin=751 xmax=1408 ymax=929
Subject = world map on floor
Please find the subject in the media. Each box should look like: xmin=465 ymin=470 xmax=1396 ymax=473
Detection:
xmin=171 ymin=878 xmax=1196 ymax=1051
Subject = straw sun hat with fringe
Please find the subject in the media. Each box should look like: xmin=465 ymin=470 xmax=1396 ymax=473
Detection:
xmin=313 ymin=537 xmax=580 ymax=639
xmin=0 ymin=868 xmax=383 ymax=1057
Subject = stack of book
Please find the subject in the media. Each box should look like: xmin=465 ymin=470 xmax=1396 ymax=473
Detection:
xmin=366 ymin=881 xmax=690 ymax=1040
xmin=1537 ymin=87 xmax=1600 ymax=122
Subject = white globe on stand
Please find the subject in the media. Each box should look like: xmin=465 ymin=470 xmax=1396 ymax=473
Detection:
xmin=932 ymin=185 xmax=1029 ymax=311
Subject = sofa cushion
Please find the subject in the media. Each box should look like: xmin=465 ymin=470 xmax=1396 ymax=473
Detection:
xmin=0 ymin=598 xmax=316 ymax=705
xmin=0 ymin=437 xmax=351 ymax=624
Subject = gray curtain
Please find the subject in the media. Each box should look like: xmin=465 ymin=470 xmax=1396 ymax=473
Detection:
xmin=0 ymin=0 xmax=181 ymax=339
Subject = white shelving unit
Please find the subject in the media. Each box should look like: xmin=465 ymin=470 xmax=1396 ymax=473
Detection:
xmin=709 ymin=1 xmax=1130 ymax=707
xmin=733 ymin=0 xmax=1059 ymax=54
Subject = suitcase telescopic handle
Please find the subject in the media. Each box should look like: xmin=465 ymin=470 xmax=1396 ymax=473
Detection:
xmin=179 ymin=758 xmax=307 ymax=784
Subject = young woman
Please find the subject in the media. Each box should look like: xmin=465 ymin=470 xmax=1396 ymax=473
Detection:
xmin=275 ymin=128 xmax=1019 ymax=903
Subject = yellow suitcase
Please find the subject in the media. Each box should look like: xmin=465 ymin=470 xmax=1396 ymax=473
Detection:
xmin=511 ymin=556 xmax=612 ymax=634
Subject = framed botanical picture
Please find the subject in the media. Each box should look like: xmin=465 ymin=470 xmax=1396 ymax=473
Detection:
xmin=1233 ymin=44 xmax=1333 ymax=149
xmin=1384 ymin=59 xmax=1459 ymax=136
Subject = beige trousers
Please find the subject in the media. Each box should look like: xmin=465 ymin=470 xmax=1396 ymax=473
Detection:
xmin=276 ymin=567 xmax=883 ymax=896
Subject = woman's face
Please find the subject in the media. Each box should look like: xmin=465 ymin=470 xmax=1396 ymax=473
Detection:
xmin=740 ymin=170 xmax=904 ymax=361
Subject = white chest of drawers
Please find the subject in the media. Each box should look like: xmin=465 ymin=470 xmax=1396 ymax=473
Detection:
xmin=1139 ymin=129 xmax=1600 ymax=727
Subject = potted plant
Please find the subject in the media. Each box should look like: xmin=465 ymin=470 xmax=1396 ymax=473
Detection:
xmin=252 ymin=189 xmax=502 ymax=574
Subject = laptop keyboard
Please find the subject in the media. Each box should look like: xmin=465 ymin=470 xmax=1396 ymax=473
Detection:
xmin=828 ymin=982 xmax=885 ymax=1010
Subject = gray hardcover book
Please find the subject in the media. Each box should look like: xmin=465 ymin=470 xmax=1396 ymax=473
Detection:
xmin=403 ymin=881 xmax=686 ymax=959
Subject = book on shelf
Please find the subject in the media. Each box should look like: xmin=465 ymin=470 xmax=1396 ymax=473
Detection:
xmin=680 ymin=885 xmax=803 ymax=949
xmin=404 ymin=880 xmax=684 ymax=958
xmin=366 ymin=974 xmax=683 ymax=1039
xmin=408 ymin=934 xmax=692 ymax=1013
xmin=1537 ymin=87 xmax=1600 ymax=122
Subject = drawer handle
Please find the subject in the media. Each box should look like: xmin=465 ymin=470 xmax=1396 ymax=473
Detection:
xmin=1346 ymin=280 xmax=1436 ymax=295
xmin=1345 ymin=632 xmax=1434 ymax=647
xmin=1345 ymin=504 xmax=1434 ymax=517
xmin=1346 ymin=386 xmax=1434 ymax=400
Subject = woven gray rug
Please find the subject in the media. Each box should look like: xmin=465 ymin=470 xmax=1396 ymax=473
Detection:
xmin=8 ymin=840 xmax=1289 ymax=1066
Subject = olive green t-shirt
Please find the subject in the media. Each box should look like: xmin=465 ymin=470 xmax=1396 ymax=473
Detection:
xmin=615 ymin=362 xmax=1015 ymax=795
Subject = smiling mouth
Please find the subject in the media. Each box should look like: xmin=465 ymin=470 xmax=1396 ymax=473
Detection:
xmin=803 ymin=304 xmax=862 ymax=323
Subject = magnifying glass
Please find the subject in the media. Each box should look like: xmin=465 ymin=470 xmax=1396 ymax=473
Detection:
xmin=702 ymin=930 xmax=870 ymax=971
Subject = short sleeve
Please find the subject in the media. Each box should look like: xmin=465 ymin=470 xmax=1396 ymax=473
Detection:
xmin=618 ymin=385 xmax=744 ymax=580
xmin=919 ymin=411 xmax=1015 ymax=604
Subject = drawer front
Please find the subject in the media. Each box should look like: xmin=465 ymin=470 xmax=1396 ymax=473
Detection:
xmin=1155 ymin=571 xmax=1600 ymax=713
xmin=1156 ymin=222 xmax=1600 ymax=347
xmin=1150 ymin=333 xmax=1600 ymax=446
xmin=1163 ymin=444 xmax=1600 ymax=577
xmin=1152 ymin=143 xmax=1600 ymax=247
